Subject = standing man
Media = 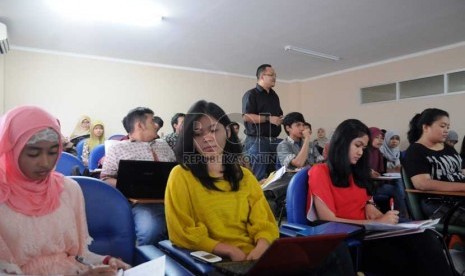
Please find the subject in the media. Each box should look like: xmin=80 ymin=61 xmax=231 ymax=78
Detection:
xmin=242 ymin=64 xmax=283 ymax=181
xmin=164 ymin=113 xmax=185 ymax=150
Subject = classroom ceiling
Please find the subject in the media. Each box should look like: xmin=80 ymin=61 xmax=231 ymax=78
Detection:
xmin=1 ymin=0 xmax=465 ymax=81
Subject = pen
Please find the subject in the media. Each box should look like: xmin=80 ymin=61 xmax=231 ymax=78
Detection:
xmin=389 ymin=198 xmax=394 ymax=211
xmin=75 ymin=255 xmax=95 ymax=269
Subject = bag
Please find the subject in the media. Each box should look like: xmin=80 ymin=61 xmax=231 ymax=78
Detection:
xmin=263 ymin=172 xmax=296 ymax=219
xmin=431 ymin=200 xmax=465 ymax=227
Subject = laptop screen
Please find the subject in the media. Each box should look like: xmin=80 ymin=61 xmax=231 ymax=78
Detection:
xmin=116 ymin=160 xmax=177 ymax=199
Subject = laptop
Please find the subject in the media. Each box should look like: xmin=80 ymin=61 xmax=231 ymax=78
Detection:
xmin=213 ymin=233 xmax=347 ymax=275
xmin=116 ymin=160 xmax=177 ymax=199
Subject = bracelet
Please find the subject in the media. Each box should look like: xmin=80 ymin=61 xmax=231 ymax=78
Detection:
xmin=102 ymin=255 xmax=112 ymax=265
xmin=366 ymin=201 xmax=378 ymax=208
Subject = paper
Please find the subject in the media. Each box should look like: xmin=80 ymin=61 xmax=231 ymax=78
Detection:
xmin=261 ymin=166 xmax=286 ymax=189
xmin=383 ymin=173 xmax=401 ymax=178
xmin=364 ymin=219 xmax=439 ymax=232
xmin=364 ymin=228 xmax=425 ymax=240
xmin=120 ymin=255 xmax=165 ymax=276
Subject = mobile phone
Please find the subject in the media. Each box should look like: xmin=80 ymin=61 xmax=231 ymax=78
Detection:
xmin=190 ymin=251 xmax=222 ymax=263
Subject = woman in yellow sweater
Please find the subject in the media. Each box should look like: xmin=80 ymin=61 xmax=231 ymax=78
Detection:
xmin=165 ymin=100 xmax=279 ymax=262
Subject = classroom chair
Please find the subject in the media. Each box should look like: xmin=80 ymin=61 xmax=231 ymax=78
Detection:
xmin=55 ymin=152 xmax=86 ymax=176
xmin=70 ymin=176 xmax=194 ymax=275
xmin=401 ymin=168 xmax=465 ymax=240
xmin=285 ymin=166 xmax=362 ymax=271
xmin=108 ymin=134 xmax=126 ymax=140
xmin=76 ymin=138 xmax=88 ymax=162
xmin=88 ymin=144 xmax=105 ymax=171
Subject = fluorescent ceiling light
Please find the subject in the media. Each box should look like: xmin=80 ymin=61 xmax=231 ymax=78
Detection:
xmin=46 ymin=0 xmax=165 ymax=27
xmin=284 ymin=45 xmax=340 ymax=61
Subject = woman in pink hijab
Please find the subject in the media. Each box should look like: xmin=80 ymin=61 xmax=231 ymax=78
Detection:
xmin=0 ymin=106 xmax=129 ymax=275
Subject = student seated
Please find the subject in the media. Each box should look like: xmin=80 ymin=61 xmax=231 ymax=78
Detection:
xmin=369 ymin=127 xmax=408 ymax=218
xmin=165 ymin=101 xmax=279 ymax=261
xmin=165 ymin=101 xmax=355 ymax=275
xmin=69 ymin=115 xmax=91 ymax=147
xmin=0 ymin=106 xmax=130 ymax=275
xmin=81 ymin=120 xmax=106 ymax=167
xmin=308 ymin=118 xmax=456 ymax=275
xmin=101 ymin=107 xmax=175 ymax=246
xmin=277 ymin=112 xmax=323 ymax=170
xmin=403 ymin=108 xmax=465 ymax=226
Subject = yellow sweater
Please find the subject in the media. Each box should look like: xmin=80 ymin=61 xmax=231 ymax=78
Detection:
xmin=165 ymin=165 xmax=279 ymax=254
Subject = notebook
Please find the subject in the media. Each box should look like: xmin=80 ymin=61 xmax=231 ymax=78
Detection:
xmin=213 ymin=234 xmax=347 ymax=275
xmin=116 ymin=160 xmax=177 ymax=199
xmin=280 ymin=221 xmax=364 ymax=238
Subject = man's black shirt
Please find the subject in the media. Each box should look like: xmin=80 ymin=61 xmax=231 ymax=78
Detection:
xmin=242 ymin=84 xmax=283 ymax=138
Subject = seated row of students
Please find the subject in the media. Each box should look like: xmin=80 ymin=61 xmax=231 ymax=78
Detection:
xmin=308 ymin=118 xmax=460 ymax=275
xmin=2 ymin=103 xmax=463 ymax=275
xmin=368 ymin=127 xmax=409 ymax=218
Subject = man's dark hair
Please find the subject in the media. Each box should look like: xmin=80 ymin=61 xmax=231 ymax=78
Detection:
xmin=256 ymin=64 xmax=272 ymax=79
xmin=153 ymin=116 xmax=164 ymax=128
xmin=171 ymin=113 xmax=185 ymax=132
xmin=122 ymin=107 xmax=154 ymax=134
xmin=230 ymin=121 xmax=240 ymax=128
xmin=282 ymin=112 xmax=305 ymax=135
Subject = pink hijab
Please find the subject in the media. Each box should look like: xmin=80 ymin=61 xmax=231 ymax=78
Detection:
xmin=0 ymin=106 xmax=64 ymax=216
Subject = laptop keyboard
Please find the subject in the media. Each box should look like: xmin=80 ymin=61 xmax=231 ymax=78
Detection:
xmin=214 ymin=260 xmax=257 ymax=275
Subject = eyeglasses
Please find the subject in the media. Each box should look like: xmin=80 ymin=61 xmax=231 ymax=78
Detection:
xmin=263 ymin=73 xmax=277 ymax=78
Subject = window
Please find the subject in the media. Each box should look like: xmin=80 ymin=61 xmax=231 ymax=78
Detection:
xmin=448 ymin=71 xmax=465 ymax=93
xmin=361 ymin=84 xmax=396 ymax=103
xmin=399 ymin=75 xmax=443 ymax=99
xmin=361 ymin=69 xmax=465 ymax=104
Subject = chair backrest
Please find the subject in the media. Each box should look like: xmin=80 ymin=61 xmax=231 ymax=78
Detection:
xmin=88 ymin=144 xmax=105 ymax=171
xmin=76 ymin=138 xmax=88 ymax=162
xmin=108 ymin=134 xmax=126 ymax=140
xmin=70 ymin=176 xmax=136 ymax=265
xmin=55 ymin=152 xmax=86 ymax=176
xmin=401 ymin=168 xmax=426 ymax=220
xmin=286 ymin=166 xmax=311 ymax=225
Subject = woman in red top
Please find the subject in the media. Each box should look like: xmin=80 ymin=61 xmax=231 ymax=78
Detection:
xmin=307 ymin=119 xmax=457 ymax=275
xmin=309 ymin=119 xmax=398 ymax=224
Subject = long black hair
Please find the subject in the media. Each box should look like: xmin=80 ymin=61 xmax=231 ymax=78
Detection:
xmin=327 ymin=119 xmax=373 ymax=193
xmin=407 ymin=108 xmax=449 ymax=144
xmin=174 ymin=100 xmax=243 ymax=191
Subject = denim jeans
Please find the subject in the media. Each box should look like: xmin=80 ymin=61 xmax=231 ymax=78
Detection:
xmin=132 ymin=203 xmax=167 ymax=246
xmin=244 ymin=136 xmax=281 ymax=181
xmin=374 ymin=178 xmax=409 ymax=218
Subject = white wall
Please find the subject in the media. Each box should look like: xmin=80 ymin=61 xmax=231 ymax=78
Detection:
xmin=297 ymin=43 xmax=465 ymax=150
xmin=0 ymin=54 xmax=4 ymax=114
xmin=3 ymin=49 xmax=295 ymax=139
xmin=3 ymin=44 xmax=465 ymax=151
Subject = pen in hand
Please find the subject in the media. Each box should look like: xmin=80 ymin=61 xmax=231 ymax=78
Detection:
xmin=75 ymin=255 xmax=95 ymax=269
xmin=389 ymin=198 xmax=394 ymax=211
